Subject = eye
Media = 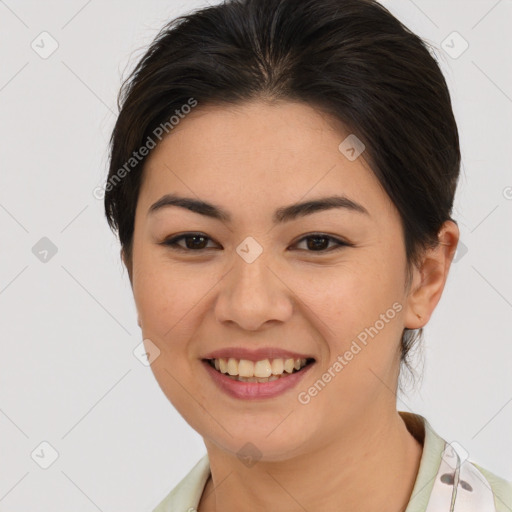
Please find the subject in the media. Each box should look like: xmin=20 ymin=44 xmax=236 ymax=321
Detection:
xmin=292 ymin=233 xmax=350 ymax=252
xmin=161 ymin=233 xmax=220 ymax=251
xmin=161 ymin=232 xmax=350 ymax=253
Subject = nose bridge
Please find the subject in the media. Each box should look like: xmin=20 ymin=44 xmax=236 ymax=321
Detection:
xmin=214 ymin=236 xmax=293 ymax=330
xmin=231 ymin=236 xmax=275 ymax=301
xmin=235 ymin=242 xmax=269 ymax=287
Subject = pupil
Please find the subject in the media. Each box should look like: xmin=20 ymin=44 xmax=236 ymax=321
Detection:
xmin=187 ymin=235 xmax=207 ymax=249
xmin=307 ymin=236 xmax=328 ymax=251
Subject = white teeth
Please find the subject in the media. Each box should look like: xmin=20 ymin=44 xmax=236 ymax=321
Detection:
xmin=254 ymin=359 xmax=272 ymax=378
xmin=227 ymin=358 xmax=238 ymax=376
xmin=238 ymin=359 xmax=254 ymax=377
xmin=271 ymin=358 xmax=284 ymax=374
xmin=283 ymin=358 xmax=295 ymax=373
xmin=211 ymin=357 xmax=310 ymax=378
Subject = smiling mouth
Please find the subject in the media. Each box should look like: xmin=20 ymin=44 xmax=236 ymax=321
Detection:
xmin=205 ymin=357 xmax=315 ymax=383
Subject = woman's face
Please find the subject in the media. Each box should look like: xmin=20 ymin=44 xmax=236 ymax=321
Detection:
xmin=126 ymin=100 xmax=420 ymax=459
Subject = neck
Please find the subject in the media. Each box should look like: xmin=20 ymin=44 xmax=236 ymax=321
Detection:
xmin=198 ymin=410 xmax=423 ymax=512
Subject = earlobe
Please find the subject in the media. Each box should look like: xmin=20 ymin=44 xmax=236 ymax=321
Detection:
xmin=404 ymin=220 xmax=459 ymax=329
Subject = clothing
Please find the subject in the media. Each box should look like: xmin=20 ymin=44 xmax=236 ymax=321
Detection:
xmin=152 ymin=411 xmax=512 ymax=511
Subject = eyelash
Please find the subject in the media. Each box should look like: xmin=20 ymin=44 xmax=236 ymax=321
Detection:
xmin=161 ymin=232 xmax=351 ymax=253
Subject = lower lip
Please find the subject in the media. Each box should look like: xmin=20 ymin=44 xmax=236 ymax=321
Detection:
xmin=202 ymin=360 xmax=314 ymax=400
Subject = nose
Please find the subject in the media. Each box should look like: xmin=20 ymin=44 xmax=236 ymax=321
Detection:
xmin=214 ymin=251 xmax=294 ymax=331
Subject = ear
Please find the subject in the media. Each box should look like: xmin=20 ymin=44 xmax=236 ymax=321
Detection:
xmin=121 ymin=247 xmax=133 ymax=285
xmin=121 ymin=248 xmax=141 ymax=328
xmin=404 ymin=220 xmax=460 ymax=329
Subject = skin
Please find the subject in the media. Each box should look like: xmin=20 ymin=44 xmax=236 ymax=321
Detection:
xmin=122 ymin=99 xmax=459 ymax=512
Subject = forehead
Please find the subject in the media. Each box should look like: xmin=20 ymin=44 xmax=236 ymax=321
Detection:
xmin=138 ymin=100 xmax=393 ymax=221
xmin=148 ymin=99 xmax=350 ymax=165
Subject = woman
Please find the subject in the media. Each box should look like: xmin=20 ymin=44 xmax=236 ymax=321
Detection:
xmin=103 ymin=0 xmax=511 ymax=510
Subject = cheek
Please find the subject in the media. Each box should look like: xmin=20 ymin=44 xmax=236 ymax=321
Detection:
xmin=300 ymin=258 xmax=404 ymax=330
xmin=295 ymin=265 xmax=405 ymax=413
xmin=133 ymin=250 xmax=204 ymax=331
xmin=131 ymin=256 xmax=197 ymax=362
xmin=297 ymin=258 xmax=406 ymax=381
xmin=132 ymin=258 xmax=210 ymax=419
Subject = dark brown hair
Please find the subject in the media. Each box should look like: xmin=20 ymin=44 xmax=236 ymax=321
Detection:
xmin=104 ymin=0 xmax=460 ymax=392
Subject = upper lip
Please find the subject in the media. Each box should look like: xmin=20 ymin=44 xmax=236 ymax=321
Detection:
xmin=202 ymin=347 xmax=315 ymax=362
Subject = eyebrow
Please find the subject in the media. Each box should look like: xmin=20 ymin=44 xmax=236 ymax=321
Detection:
xmin=148 ymin=193 xmax=369 ymax=223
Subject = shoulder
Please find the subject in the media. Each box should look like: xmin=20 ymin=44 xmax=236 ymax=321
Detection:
xmin=472 ymin=462 xmax=512 ymax=512
xmin=401 ymin=411 xmax=511 ymax=512
xmin=152 ymin=454 xmax=211 ymax=512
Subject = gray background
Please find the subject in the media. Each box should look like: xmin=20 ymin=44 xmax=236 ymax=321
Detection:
xmin=1 ymin=0 xmax=511 ymax=510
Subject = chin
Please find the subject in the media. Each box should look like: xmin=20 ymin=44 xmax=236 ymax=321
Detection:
xmin=202 ymin=419 xmax=313 ymax=463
